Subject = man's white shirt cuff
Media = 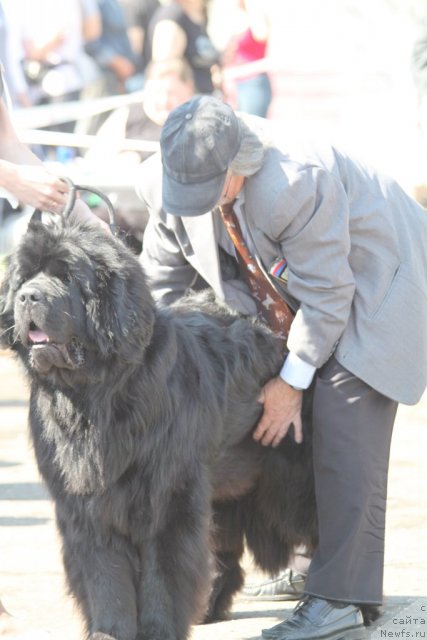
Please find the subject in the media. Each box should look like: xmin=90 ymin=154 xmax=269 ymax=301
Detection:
xmin=279 ymin=352 xmax=316 ymax=389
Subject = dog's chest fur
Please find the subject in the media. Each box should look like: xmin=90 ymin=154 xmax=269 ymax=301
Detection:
xmin=32 ymin=386 xmax=117 ymax=494
xmin=30 ymin=375 xmax=270 ymax=535
xmin=30 ymin=380 xmax=140 ymax=496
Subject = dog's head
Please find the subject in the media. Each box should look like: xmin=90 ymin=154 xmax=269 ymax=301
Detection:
xmin=0 ymin=217 xmax=155 ymax=382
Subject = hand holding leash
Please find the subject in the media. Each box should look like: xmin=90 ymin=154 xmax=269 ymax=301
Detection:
xmin=60 ymin=177 xmax=117 ymax=234
xmin=32 ymin=177 xmax=117 ymax=235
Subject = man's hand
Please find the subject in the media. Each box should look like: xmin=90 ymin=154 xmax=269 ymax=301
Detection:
xmin=253 ymin=377 xmax=303 ymax=447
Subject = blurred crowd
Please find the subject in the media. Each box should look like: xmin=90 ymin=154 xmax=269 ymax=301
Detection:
xmin=2 ymin=0 xmax=427 ymax=238
xmin=411 ymin=8 xmax=427 ymax=207
xmin=0 ymin=0 xmax=273 ymax=141
xmin=0 ymin=0 xmax=276 ymax=246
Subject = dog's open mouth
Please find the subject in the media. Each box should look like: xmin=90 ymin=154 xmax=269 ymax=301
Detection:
xmin=28 ymin=324 xmax=51 ymax=345
xmin=28 ymin=322 xmax=84 ymax=373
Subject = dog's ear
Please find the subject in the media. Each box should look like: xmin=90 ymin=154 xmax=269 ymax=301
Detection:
xmin=0 ymin=256 xmax=18 ymax=349
xmin=84 ymin=266 xmax=125 ymax=357
xmin=27 ymin=211 xmax=46 ymax=237
xmin=29 ymin=209 xmax=42 ymax=225
xmin=84 ymin=256 xmax=155 ymax=360
xmin=0 ymin=218 xmax=45 ymax=350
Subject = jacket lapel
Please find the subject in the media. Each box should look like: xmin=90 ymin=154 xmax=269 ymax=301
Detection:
xmin=181 ymin=212 xmax=225 ymax=295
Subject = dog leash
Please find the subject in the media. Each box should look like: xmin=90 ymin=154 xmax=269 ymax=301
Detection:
xmin=32 ymin=177 xmax=118 ymax=236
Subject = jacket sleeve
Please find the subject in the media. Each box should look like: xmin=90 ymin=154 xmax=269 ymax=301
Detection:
xmin=269 ymin=165 xmax=356 ymax=368
xmin=140 ymin=211 xmax=199 ymax=308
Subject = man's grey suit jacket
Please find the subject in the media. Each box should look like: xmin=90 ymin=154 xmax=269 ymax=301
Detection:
xmin=138 ymin=145 xmax=427 ymax=406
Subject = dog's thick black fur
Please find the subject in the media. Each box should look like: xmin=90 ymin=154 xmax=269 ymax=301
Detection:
xmin=0 ymin=217 xmax=376 ymax=639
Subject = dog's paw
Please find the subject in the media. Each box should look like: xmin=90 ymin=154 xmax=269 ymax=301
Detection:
xmin=136 ymin=626 xmax=178 ymax=640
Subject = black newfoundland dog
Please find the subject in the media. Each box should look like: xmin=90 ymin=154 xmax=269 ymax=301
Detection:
xmin=0 ymin=216 xmax=318 ymax=639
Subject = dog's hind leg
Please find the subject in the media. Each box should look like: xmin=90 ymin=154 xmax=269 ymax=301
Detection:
xmin=203 ymin=500 xmax=245 ymax=623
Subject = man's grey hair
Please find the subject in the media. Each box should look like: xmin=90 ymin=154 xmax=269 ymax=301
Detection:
xmin=229 ymin=114 xmax=272 ymax=177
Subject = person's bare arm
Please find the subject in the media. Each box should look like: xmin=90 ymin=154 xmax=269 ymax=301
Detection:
xmin=0 ymin=98 xmax=69 ymax=210
xmin=243 ymin=0 xmax=269 ymax=42
xmin=82 ymin=13 xmax=102 ymax=43
xmin=0 ymin=97 xmax=108 ymax=229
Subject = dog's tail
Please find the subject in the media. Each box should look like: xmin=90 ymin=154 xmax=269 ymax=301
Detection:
xmin=242 ymin=435 xmax=317 ymax=574
xmin=242 ymin=388 xmax=318 ymax=573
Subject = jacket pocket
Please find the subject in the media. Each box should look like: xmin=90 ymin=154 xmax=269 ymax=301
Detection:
xmin=370 ymin=264 xmax=401 ymax=319
xmin=349 ymin=245 xmax=400 ymax=318
xmin=370 ymin=265 xmax=427 ymax=322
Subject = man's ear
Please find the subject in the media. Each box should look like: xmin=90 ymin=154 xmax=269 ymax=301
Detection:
xmin=229 ymin=175 xmax=245 ymax=198
xmin=220 ymin=174 xmax=245 ymax=203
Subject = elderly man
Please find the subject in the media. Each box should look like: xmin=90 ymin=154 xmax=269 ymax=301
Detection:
xmin=136 ymin=95 xmax=427 ymax=640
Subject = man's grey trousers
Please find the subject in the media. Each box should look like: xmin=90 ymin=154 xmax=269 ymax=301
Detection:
xmin=304 ymin=356 xmax=398 ymax=604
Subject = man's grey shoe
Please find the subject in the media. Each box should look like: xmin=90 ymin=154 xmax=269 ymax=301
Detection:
xmin=242 ymin=569 xmax=305 ymax=601
xmin=261 ymin=596 xmax=366 ymax=639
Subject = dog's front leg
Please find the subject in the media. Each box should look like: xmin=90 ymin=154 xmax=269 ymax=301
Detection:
xmin=136 ymin=537 xmax=178 ymax=640
xmin=136 ymin=491 xmax=212 ymax=640
xmin=62 ymin=536 xmax=138 ymax=640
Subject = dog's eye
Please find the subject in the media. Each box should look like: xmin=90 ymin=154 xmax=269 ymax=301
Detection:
xmin=14 ymin=275 xmax=26 ymax=290
xmin=57 ymin=271 xmax=72 ymax=284
xmin=49 ymin=259 xmax=73 ymax=284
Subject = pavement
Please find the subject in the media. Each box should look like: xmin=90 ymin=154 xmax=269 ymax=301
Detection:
xmin=0 ymin=350 xmax=426 ymax=639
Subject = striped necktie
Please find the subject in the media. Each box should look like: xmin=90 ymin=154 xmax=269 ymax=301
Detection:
xmin=219 ymin=202 xmax=294 ymax=341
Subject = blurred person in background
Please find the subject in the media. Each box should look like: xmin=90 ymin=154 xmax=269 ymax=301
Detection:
xmin=119 ymin=0 xmax=160 ymax=79
xmin=222 ymin=0 xmax=272 ymax=118
xmin=147 ymin=0 xmax=220 ymax=95
xmin=86 ymin=57 xmax=195 ymax=248
xmin=77 ymin=0 xmax=103 ymax=88
xmin=78 ymin=0 xmax=142 ymax=135
xmin=85 ymin=0 xmax=141 ymax=96
xmin=411 ymin=15 xmax=427 ymax=207
xmin=0 ymin=0 xmax=30 ymax=108
xmin=9 ymin=0 xmax=87 ymax=115
xmin=80 ymin=0 xmax=103 ymax=43
xmin=6 ymin=0 xmax=94 ymax=161
xmin=88 ymin=57 xmax=195 ymax=165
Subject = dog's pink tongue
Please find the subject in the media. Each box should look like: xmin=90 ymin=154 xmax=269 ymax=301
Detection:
xmin=28 ymin=329 xmax=49 ymax=343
